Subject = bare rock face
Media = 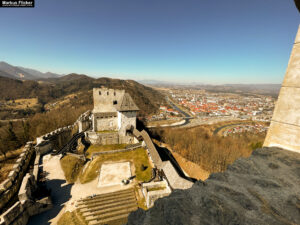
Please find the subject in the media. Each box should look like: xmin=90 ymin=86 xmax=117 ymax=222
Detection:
xmin=128 ymin=147 xmax=300 ymax=225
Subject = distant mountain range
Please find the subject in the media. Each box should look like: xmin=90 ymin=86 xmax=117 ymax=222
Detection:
xmin=139 ymin=79 xmax=204 ymax=86
xmin=0 ymin=61 xmax=61 ymax=80
xmin=0 ymin=61 xmax=281 ymax=99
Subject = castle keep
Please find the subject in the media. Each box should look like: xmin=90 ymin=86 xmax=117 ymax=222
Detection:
xmin=86 ymin=88 xmax=139 ymax=145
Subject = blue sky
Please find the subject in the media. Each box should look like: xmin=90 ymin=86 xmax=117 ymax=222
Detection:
xmin=0 ymin=0 xmax=299 ymax=84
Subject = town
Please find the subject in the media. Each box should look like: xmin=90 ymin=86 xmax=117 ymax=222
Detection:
xmin=146 ymin=88 xmax=274 ymax=131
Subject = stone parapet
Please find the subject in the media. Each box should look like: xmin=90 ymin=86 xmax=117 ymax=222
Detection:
xmin=0 ymin=142 xmax=34 ymax=211
xmin=142 ymin=180 xmax=172 ymax=208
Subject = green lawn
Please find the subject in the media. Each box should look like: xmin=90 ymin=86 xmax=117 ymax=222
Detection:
xmin=85 ymin=144 xmax=128 ymax=158
xmin=80 ymin=147 xmax=152 ymax=184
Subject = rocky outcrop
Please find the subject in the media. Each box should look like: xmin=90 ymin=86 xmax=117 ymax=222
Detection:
xmin=128 ymin=147 xmax=300 ymax=225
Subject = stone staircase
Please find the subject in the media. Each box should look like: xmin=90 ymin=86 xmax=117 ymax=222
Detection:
xmin=77 ymin=188 xmax=138 ymax=225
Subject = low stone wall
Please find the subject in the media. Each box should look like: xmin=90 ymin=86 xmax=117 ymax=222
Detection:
xmin=35 ymin=124 xmax=78 ymax=155
xmin=86 ymin=131 xmax=119 ymax=145
xmin=133 ymin=129 xmax=163 ymax=168
xmin=0 ymin=142 xmax=34 ymax=211
xmin=32 ymin=153 xmax=40 ymax=183
xmin=132 ymin=129 xmax=194 ymax=190
xmin=0 ymin=173 xmax=52 ymax=225
xmin=86 ymin=130 xmax=138 ymax=145
xmin=160 ymin=161 xmax=193 ymax=190
xmin=78 ymin=110 xmax=91 ymax=132
xmin=142 ymin=180 xmax=171 ymax=208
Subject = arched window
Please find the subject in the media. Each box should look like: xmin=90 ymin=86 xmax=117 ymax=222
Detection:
xmin=99 ymin=91 xmax=101 ymax=95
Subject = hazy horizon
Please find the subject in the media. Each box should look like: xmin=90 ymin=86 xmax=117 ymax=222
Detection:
xmin=0 ymin=60 xmax=283 ymax=85
xmin=0 ymin=0 xmax=299 ymax=84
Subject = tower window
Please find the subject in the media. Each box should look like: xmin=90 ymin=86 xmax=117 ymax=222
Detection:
xmin=99 ymin=91 xmax=101 ymax=95
xmin=113 ymin=100 xmax=117 ymax=105
xmin=114 ymin=92 xmax=116 ymax=96
xmin=107 ymin=91 xmax=109 ymax=95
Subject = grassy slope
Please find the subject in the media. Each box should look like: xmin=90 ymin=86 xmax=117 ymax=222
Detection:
xmin=0 ymin=75 xmax=166 ymax=117
xmin=60 ymin=155 xmax=85 ymax=183
xmin=85 ymin=144 xmax=127 ymax=158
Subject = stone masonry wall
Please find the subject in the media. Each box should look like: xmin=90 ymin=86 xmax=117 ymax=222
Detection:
xmin=0 ymin=142 xmax=34 ymax=211
xmin=0 ymin=110 xmax=90 ymax=225
xmin=264 ymin=25 xmax=300 ymax=153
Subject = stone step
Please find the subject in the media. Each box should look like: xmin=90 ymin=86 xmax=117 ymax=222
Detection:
xmin=77 ymin=194 xmax=136 ymax=209
xmin=82 ymin=201 xmax=137 ymax=217
xmin=78 ymin=191 xmax=135 ymax=206
xmin=88 ymin=213 xmax=129 ymax=225
xmin=80 ymin=198 xmax=137 ymax=213
xmin=79 ymin=196 xmax=136 ymax=211
xmin=78 ymin=189 xmax=134 ymax=203
xmin=85 ymin=206 xmax=138 ymax=221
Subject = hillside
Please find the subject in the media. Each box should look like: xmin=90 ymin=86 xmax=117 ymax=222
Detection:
xmin=0 ymin=62 xmax=36 ymax=80
xmin=0 ymin=74 xmax=166 ymax=117
xmin=128 ymin=147 xmax=300 ymax=225
xmin=0 ymin=61 xmax=60 ymax=80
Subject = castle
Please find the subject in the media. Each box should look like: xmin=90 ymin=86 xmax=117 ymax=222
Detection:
xmin=85 ymin=88 xmax=140 ymax=145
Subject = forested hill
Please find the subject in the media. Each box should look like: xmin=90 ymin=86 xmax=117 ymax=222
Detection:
xmin=0 ymin=74 xmax=166 ymax=117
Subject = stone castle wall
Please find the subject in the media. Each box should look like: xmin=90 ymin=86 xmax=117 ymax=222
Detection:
xmin=95 ymin=116 xmax=118 ymax=131
xmin=93 ymin=88 xmax=125 ymax=113
xmin=0 ymin=110 xmax=91 ymax=225
xmin=118 ymin=111 xmax=137 ymax=136
xmin=86 ymin=131 xmax=119 ymax=145
xmin=86 ymin=131 xmax=137 ymax=145
xmin=0 ymin=173 xmax=52 ymax=225
xmin=35 ymin=124 xmax=78 ymax=155
xmin=0 ymin=142 xmax=35 ymax=211
xmin=264 ymin=25 xmax=300 ymax=153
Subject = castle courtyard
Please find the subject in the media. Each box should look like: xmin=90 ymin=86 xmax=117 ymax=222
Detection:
xmin=98 ymin=162 xmax=132 ymax=187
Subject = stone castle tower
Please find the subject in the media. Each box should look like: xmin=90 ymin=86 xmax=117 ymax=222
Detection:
xmin=264 ymin=25 xmax=300 ymax=153
xmin=86 ymin=87 xmax=139 ymax=145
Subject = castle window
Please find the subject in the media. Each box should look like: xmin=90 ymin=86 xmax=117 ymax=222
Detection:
xmin=113 ymin=100 xmax=117 ymax=105
xmin=107 ymin=91 xmax=109 ymax=95
xmin=114 ymin=92 xmax=116 ymax=96
xmin=99 ymin=91 xmax=101 ymax=95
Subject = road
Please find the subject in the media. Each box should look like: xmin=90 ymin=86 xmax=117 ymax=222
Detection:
xmin=213 ymin=121 xmax=254 ymax=135
xmin=166 ymin=96 xmax=192 ymax=118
